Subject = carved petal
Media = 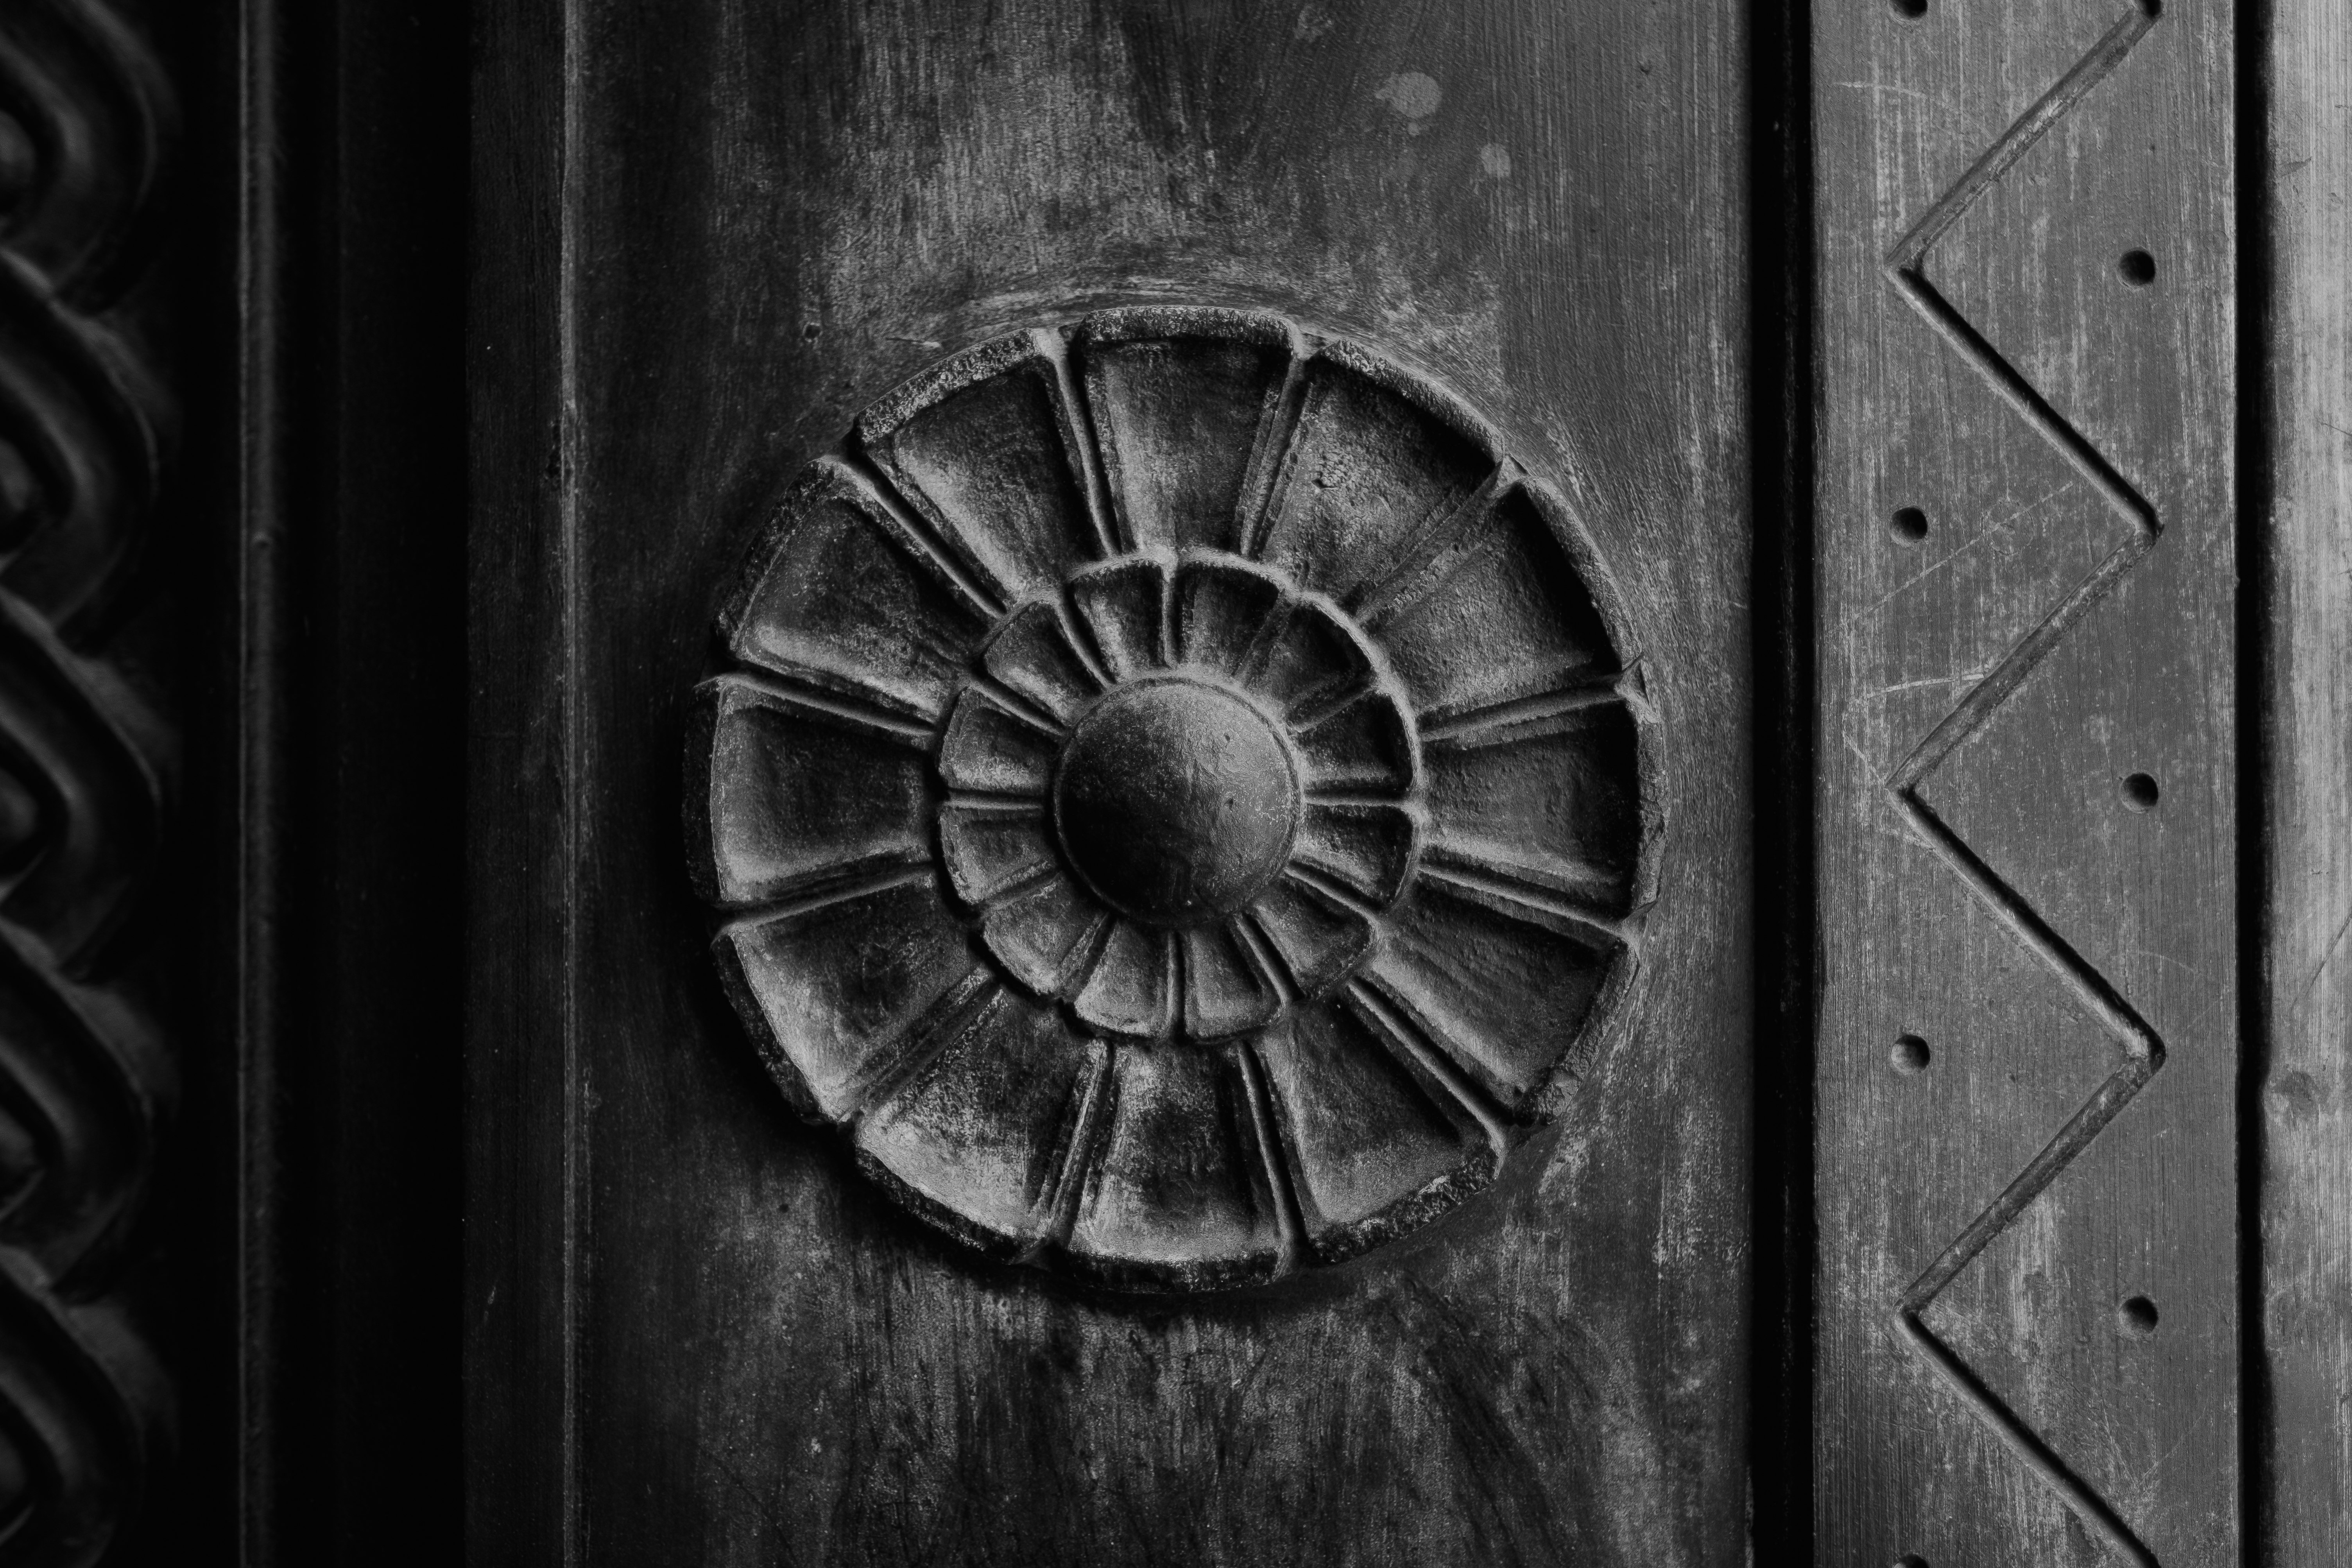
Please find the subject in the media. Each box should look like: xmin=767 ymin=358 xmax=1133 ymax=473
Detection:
xmin=1292 ymin=690 xmax=1418 ymax=795
xmin=937 ymin=802 xmax=1055 ymax=907
xmin=692 ymin=678 xmax=931 ymax=910
xmin=1369 ymin=486 xmax=1617 ymax=720
xmin=1292 ymin=801 xmax=1420 ymax=909
xmin=716 ymin=874 xmax=984 ymax=1121
xmin=937 ymin=690 xmax=1059 ymax=796
xmin=1253 ymin=351 xmax=1494 ymax=605
xmin=858 ymin=334 xmax=1102 ymax=604
xmin=1362 ymin=880 xmax=1614 ymax=1109
xmin=1080 ymin=313 xmax=1292 ymax=556
xmin=1423 ymin=705 xmax=1640 ymax=909
xmin=1172 ymin=554 xmax=1284 ymax=676
xmin=1064 ymin=1046 xmax=1286 ymax=1289
xmin=979 ymin=872 xmax=1108 ymax=996
xmin=980 ymin=600 xmax=1102 ymax=726
xmin=1245 ymin=874 xmax=1372 ymax=996
xmin=1256 ymin=1002 xmax=1491 ymax=1260
xmin=854 ymin=991 xmax=1106 ymax=1253
xmin=1252 ymin=594 xmax=1374 ymax=716
xmin=725 ymin=466 xmax=990 ymax=718
xmin=1064 ymin=554 xmax=1170 ymax=682
xmin=1181 ymin=923 xmax=1282 ymax=1041
xmin=1071 ymin=920 xmax=1173 ymax=1038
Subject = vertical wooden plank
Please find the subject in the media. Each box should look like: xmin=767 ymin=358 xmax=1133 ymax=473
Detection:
xmin=470 ymin=0 xmax=1757 ymax=1562
xmin=1813 ymin=2 xmax=2238 ymax=1563
xmin=2256 ymin=0 xmax=2352 ymax=1556
xmin=464 ymin=0 xmax=575 ymax=1560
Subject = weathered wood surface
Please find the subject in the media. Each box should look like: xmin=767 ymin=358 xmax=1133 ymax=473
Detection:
xmin=1813 ymin=2 xmax=2238 ymax=1563
xmin=468 ymin=0 xmax=1753 ymax=1563
xmin=2257 ymin=0 xmax=2352 ymax=1558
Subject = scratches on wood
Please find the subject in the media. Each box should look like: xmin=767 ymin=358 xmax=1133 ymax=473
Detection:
xmin=1815 ymin=0 xmax=2237 ymax=1562
xmin=471 ymin=0 xmax=1752 ymax=1560
xmin=2257 ymin=0 xmax=2352 ymax=1555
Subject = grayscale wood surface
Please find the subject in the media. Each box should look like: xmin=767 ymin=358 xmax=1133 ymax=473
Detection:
xmin=1812 ymin=2 xmax=2239 ymax=1563
xmin=2258 ymin=0 xmax=2352 ymax=1557
xmin=466 ymin=2 xmax=1755 ymax=1564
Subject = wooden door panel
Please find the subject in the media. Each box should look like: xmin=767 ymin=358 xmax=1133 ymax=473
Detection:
xmin=1813 ymin=2 xmax=2237 ymax=1563
xmin=470 ymin=1 xmax=1753 ymax=1564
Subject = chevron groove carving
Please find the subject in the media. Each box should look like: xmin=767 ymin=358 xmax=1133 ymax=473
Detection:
xmin=1878 ymin=4 xmax=2164 ymax=1564
xmin=0 ymin=0 xmax=176 ymax=1559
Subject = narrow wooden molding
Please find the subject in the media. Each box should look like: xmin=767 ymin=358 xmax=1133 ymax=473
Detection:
xmin=2255 ymin=0 xmax=2352 ymax=1555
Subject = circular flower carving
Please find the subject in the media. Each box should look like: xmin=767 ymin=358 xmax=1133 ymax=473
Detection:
xmin=691 ymin=306 xmax=1653 ymax=1291
xmin=936 ymin=552 xmax=1421 ymax=1041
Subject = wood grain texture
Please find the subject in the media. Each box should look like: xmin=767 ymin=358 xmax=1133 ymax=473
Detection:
xmin=464 ymin=0 xmax=575 ymax=1557
xmin=1813 ymin=2 xmax=2237 ymax=1563
xmin=469 ymin=0 xmax=1752 ymax=1563
xmin=2256 ymin=0 xmax=2352 ymax=1557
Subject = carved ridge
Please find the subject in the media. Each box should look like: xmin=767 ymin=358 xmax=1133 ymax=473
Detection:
xmin=1878 ymin=7 xmax=2164 ymax=1564
xmin=0 ymin=0 xmax=177 ymax=1559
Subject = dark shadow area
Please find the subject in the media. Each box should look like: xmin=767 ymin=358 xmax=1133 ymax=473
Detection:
xmin=154 ymin=0 xmax=468 ymax=1560
xmin=1746 ymin=0 xmax=1816 ymax=1562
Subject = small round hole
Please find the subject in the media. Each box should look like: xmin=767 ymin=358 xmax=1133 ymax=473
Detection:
xmin=1891 ymin=1034 xmax=1932 ymax=1075
xmin=1889 ymin=0 xmax=1928 ymax=18
xmin=1889 ymin=506 xmax=1929 ymax=544
xmin=1895 ymin=1555 xmax=1931 ymax=1568
xmin=2121 ymin=772 xmax=2160 ymax=812
xmin=2118 ymin=249 xmax=2157 ymax=286
xmin=2118 ymin=1295 xmax=2160 ymax=1338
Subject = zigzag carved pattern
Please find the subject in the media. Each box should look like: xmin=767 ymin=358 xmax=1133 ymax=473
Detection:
xmin=1879 ymin=4 xmax=2164 ymax=1565
xmin=0 ymin=0 xmax=175 ymax=1560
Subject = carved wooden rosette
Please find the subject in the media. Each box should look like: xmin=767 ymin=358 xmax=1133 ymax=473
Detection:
xmin=0 ymin=0 xmax=174 ymax=1559
xmin=691 ymin=306 xmax=1655 ymax=1291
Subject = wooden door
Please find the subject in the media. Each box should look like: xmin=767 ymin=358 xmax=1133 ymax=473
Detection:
xmin=468 ymin=1 xmax=1754 ymax=1564
xmin=10 ymin=0 xmax=2348 ymax=1561
xmin=446 ymin=4 xmax=2321 ymax=1568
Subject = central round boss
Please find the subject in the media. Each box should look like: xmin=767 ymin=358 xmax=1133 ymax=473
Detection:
xmin=1051 ymin=677 xmax=1300 ymax=926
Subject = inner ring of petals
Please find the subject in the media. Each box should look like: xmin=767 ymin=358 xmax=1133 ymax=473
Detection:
xmin=1050 ymin=676 xmax=1301 ymax=928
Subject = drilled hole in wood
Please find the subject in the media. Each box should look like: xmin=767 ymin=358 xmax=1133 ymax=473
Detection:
xmin=1890 ymin=1034 xmax=1931 ymax=1075
xmin=2118 ymin=248 xmax=2157 ymax=286
xmin=2119 ymin=1295 xmax=2160 ymax=1338
xmin=1888 ymin=505 xmax=1928 ymax=544
xmin=2121 ymin=771 xmax=2160 ymax=812
xmin=1888 ymin=0 xmax=1927 ymax=18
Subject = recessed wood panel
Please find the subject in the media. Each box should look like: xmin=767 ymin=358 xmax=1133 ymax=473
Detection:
xmin=471 ymin=0 xmax=1753 ymax=1561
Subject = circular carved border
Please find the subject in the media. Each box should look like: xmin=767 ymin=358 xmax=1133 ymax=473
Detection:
xmin=690 ymin=305 xmax=1657 ymax=1292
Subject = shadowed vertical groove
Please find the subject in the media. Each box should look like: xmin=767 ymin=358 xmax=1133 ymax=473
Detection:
xmin=1875 ymin=5 xmax=2169 ymax=1563
xmin=1235 ymin=1041 xmax=1306 ymax=1272
xmin=557 ymin=0 xmax=586 ymax=1555
xmin=1233 ymin=334 xmax=1311 ymax=563
xmin=1037 ymin=327 xmax=1124 ymax=559
xmin=1035 ymin=1048 xmax=1116 ymax=1251
xmin=2233 ymin=0 xmax=2271 ymax=1557
xmin=1748 ymin=0 xmax=1814 ymax=1558
xmin=236 ymin=0 xmax=286 ymax=1557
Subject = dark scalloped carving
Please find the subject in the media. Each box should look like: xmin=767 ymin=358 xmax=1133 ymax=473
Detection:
xmin=0 ymin=0 xmax=174 ymax=1557
xmin=691 ymin=306 xmax=1657 ymax=1292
